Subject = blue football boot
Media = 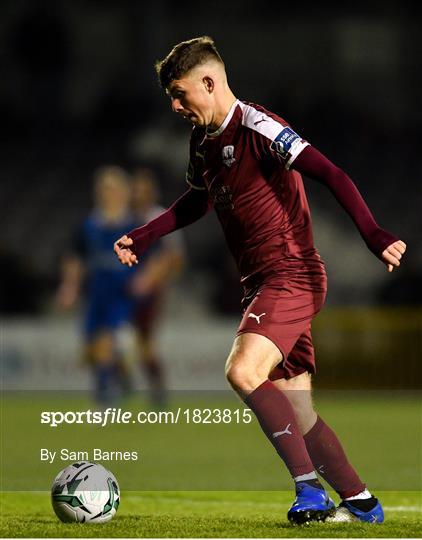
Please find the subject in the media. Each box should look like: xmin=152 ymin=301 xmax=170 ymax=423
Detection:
xmin=288 ymin=482 xmax=335 ymax=525
xmin=329 ymin=498 xmax=384 ymax=523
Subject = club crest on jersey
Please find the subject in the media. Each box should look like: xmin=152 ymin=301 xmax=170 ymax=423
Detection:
xmin=222 ymin=145 xmax=236 ymax=167
xmin=270 ymin=127 xmax=300 ymax=158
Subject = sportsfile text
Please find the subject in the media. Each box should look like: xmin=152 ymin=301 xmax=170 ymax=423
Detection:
xmin=40 ymin=407 xmax=253 ymax=427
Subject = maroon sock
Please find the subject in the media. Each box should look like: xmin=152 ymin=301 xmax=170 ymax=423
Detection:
xmin=304 ymin=416 xmax=366 ymax=499
xmin=143 ymin=358 xmax=164 ymax=385
xmin=245 ymin=380 xmax=316 ymax=478
xmin=141 ymin=358 xmax=167 ymax=405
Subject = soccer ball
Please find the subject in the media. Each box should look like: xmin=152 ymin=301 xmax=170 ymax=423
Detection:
xmin=51 ymin=461 xmax=120 ymax=523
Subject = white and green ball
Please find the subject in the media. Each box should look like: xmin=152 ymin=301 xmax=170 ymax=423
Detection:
xmin=51 ymin=461 xmax=120 ymax=523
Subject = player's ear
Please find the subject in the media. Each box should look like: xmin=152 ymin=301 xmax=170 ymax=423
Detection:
xmin=202 ymin=76 xmax=214 ymax=94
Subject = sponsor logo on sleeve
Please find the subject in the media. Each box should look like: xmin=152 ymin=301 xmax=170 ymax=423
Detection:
xmin=270 ymin=127 xmax=301 ymax=159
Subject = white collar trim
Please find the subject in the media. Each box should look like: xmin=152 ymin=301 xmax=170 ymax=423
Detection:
xmin=206 ymin=99 xmax=239 ymax=138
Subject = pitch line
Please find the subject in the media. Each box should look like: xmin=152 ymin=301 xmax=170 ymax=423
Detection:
xmin=384 ymin=506 xmax=421 ymax=512
xmin=8 ymin=492 xmax=421 ymax=512
xmin=125 ymin=495 xmax=421 ymax=512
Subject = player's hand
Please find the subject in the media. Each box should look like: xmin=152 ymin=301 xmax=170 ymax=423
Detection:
xmin=114 ymin=235 xmax=138 ymax=267
xmin=381 ymin=240 xmax=406 ymax=272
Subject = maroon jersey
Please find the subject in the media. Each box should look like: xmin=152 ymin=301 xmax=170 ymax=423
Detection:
xmin=186 ymin=100 xmax=326 ymax=293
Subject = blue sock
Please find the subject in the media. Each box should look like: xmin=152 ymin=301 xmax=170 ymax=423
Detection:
xmin=95 ymin=364 xmax=114 ymax=404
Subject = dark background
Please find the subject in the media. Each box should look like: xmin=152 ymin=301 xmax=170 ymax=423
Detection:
xmin=1 ymin=0 xmax=421 ymax=314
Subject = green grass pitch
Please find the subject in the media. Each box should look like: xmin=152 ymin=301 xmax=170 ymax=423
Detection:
xmin=1 ymin=391 xmax=421 ymax=536
xmin=1 ymin=490 xmax=421 ymax=537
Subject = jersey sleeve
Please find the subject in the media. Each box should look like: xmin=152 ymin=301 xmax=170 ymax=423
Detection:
xmin=185 ymin=129 xmax=207 ymax=190
xmin=143 ymin=206 xmax=185 ymax=253
xmin=243 ymin=107 xmax=309 ymax=169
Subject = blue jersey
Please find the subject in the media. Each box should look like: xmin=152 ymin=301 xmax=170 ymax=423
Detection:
xmin=74 ymin=211 xmax=141 ymax=337
xmin=76 ymin=212 xmax=137 ymax=296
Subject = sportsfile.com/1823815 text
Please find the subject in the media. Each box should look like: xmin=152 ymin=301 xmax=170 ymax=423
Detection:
xmin=40 ymin=408 xmax=253 ymax=427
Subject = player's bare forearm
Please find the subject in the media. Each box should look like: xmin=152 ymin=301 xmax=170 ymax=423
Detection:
xmin=56 ymin=256 xmax=84 ymax=308
xmin=293 ymin=146 xmax=407 ymax=270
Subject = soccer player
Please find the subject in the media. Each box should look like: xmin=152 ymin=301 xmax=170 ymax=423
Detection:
xmin=57 ymin=165 xmax=138 ymax=405
xmin=113 ymin=37 xmax=406 ymax=524
xmin=130 ymin=168 xmax=184 ymax=406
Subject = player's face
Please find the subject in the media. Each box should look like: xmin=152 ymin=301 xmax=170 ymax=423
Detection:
xmin=95 ymin=176 xmax=130 ymax=210
xmin=132 ymin=178 xmax=156 ymax=208
xmin=168 ymin=75 xmax=214 ymax=127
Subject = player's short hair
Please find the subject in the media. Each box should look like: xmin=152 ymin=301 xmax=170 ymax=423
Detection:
xmin=94 ymin=165 xmax=129 ymax=189
xmin=155 ymin=36 xmax=224 ymax=89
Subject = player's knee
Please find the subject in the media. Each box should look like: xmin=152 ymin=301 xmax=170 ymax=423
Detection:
xmin=225 ymin=356 xmax=267 ymax=395
xmin=225 ymin=362 xmax=242 ymax=388
xmin=91 ymin=333 xmax=114 ymax=364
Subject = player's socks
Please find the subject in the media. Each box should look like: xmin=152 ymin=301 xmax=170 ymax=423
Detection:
xmin=114 ymin=355 xmax=133 ymax=394
xmin=143 ymin=358 xmax=163 ymax=383
xmin=343 ymin=496 xmax=378 ymax=512
xmin=295 ymin=477 xmax=322 ymax=489
xmin=245 ymin=380 xmax=316 ymax=477
xmin=94 ymin=364 xmax=115 ymax=405
xmin=142 ymin=358 xmax=167 ymax=408
xmin=344 ymin=488 xmax=372 ymax=500
xmin=303 ymin=415 xmax=365 ymax=498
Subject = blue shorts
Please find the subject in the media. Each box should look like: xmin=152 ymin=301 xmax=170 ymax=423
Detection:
xmin=83 ymin=295 xmax=134 ymax=339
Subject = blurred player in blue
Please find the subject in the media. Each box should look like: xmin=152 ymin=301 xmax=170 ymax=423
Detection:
xmin=129 ymin=168 xmax=184 ymax=406
xmin=56 ymin=165 xmax=138 ymax=405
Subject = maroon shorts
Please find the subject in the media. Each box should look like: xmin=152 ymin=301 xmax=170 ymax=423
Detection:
xmin=237 ymin=283 xmax=326 ymax=380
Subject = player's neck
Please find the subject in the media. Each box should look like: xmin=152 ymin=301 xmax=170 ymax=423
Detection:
xmin=101 ymin=207 xmax=127 ymax=222
xmin=208 ymin=90 xmax=237 ymax=131
xmin=135 ymin=202 xmax=152 ymax=213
